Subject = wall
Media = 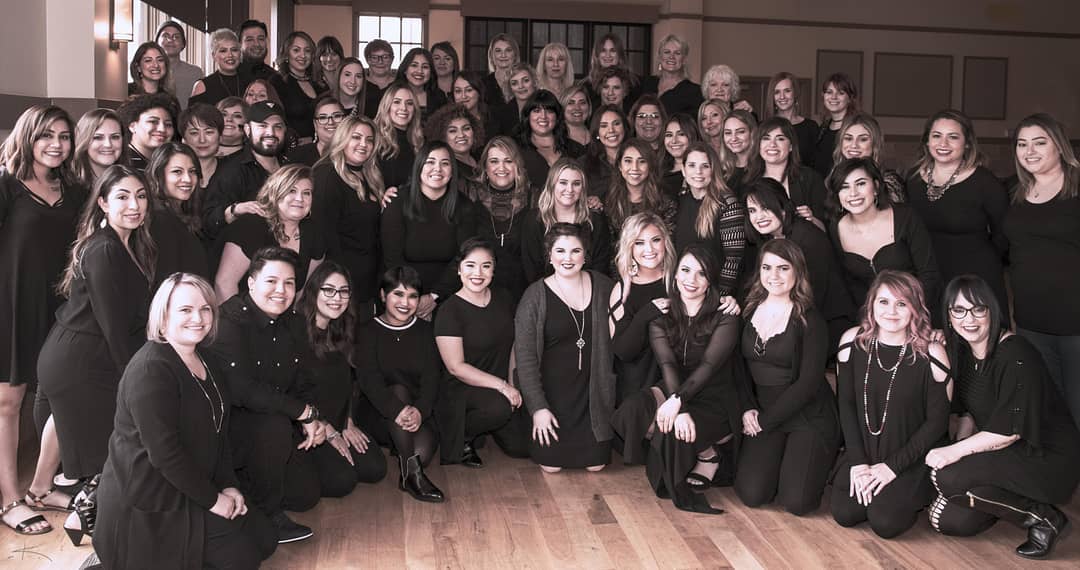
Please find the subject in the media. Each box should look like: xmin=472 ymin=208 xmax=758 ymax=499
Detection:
xmin=296 ymin=4 xmax=354 ymax=55
xmin=0 ymin=0 xmax=47 ymax=98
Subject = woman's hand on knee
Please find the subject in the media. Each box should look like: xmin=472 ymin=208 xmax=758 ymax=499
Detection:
xmin=531 ymin=409 xmax=559 ymax=447
xmin=674 ymin=413 xmax=696 ymax=442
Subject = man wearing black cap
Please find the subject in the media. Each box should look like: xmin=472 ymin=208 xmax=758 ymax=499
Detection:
xmin=237 ymin=19 xmax=275 ymax=82
xmin=202 ymin=101 xmax=289 ymax=241
xmin=156 ymin=21 xmax=204 ymax=108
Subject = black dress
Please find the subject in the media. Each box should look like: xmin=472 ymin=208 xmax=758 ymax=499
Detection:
xmin=0 ymin=175 xmax=84 ymax=385
xmin=376 ymin=128 xmax=416 ymax=191
xmin=94 ymin=342 xmax=275 ymax=569
xmin=832 ymin=340 xmax=950 ymax=538
xmin=810 ymin=124 xmax=838 ymax=179
xmin=791 ymin=119 xmax=820 ymax=168
xmin=519 ymin=210 xmax=613 ymax=283
xmin=610 ymin=278 xmax=667 ymax=410
xmin=784 ymin=220 xmax=856 ymax=344
xmin=472 ymin=189 xmax=531 ymax=298
xmin=640 ymin=76 xmax=704 ymax=117
xmin=906 ymin=167 xmax=1009 ymax=318
xmin=269 ymin=74 xmax=328 ymax=140
xmin=189 ymin=71 xmax=250 ymax=107
xmin=527 ymin=286 xmax=610 ymax=468
xmin=519 ymin=141 xmax=587 ymax=193
xmin=362 ymin=80 xmax=386 ymax=119
xmin=672 ymin=192 xmax=746 ymax=296
xmin=312 ymin=162 xmax=381 ymax=301
xmin=151 ymin=206 xmax=210 ymax=286
xmin=37 ymin=227 xmax=151 ymax=478
xmin=787 ymin=166 xmax=829 ymax=224
xmin=286 ymin=142 xmax=321 ymax=167
xmin=828 ymin=204 xmax=941 ymax=315
xmin=220 ymin=214 xmax=326 ymax=292
xmin=380 ymin=190 xmax=476 ymax=298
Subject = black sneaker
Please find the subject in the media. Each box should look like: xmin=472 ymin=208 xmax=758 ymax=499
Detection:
xmin=271 ymin=511 xmax=313 ymax=543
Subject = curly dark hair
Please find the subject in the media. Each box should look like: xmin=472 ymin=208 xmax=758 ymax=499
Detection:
xmin=423 ymin=103 xmax=484 ymax=154
xmin=118 ymin=93 xmax=179 ymax=130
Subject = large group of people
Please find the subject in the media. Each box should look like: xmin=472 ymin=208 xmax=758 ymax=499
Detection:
xmin=0 ymin=17 xmax=1077 ymax=568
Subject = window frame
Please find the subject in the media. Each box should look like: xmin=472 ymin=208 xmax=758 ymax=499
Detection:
xmin=356 ymin=12 xmax=427 ymax=72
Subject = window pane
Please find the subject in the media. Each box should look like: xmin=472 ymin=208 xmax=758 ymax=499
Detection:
xmin=532 ymin=23 xmax=547 ymax=45
xmin=402 ymin=18 xmax=422 ymax=44
xmin=469 ymin=47 xmax=488 ymax=71
xmin=550 ymin=25 xmax=565 ymax=45
xmin=628 ymin=27 xmax=644 ymax=50
xmin=571 ymin=50 xmax=584 ymax=74
xmin=508 ymin=22 xmax=523 ymax=39
xmin=469 ymin=20 xmax=485 ymax=43
xmin=628 ymin=52 xmax=644 ymax=75
xmin=359 ymin=16 xmax=380 ymax=41
xmin=568 ymin=24 xmax=583 ymax=48
xmin=381 ymin=17 xmax=400 ymax=42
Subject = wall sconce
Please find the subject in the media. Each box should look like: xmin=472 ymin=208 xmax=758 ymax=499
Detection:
xmin=110 ymin=0 xmax=134 ymax=49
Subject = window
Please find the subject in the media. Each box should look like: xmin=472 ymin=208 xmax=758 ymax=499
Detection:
xmin=358 ymin=14 xmax=424 ymax=70
xmin=131 ymin=1 xmax=211 ymax=82
xmin=465 ymin=18 xmax=650 ymax=79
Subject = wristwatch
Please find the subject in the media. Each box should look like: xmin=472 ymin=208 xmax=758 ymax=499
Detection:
xmin=300 ymin=405 xmax=320 ymax=424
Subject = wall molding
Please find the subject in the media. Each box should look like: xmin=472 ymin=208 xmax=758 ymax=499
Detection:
xmin=697 ymin=16 xmax=1080 ymax=40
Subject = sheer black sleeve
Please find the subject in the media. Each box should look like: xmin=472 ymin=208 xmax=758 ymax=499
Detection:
xmin=758 ymin=313 xmax=830 ymax=431
xmin=650 ymin=314 xmax=738 ymax=402
xmin=836 ymin=341 xmax=869 ymax=465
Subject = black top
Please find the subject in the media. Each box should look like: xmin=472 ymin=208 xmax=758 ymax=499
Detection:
xmin=221 ymin=214 xmax=326 ymax=291
xmin=737 ymin=309 xmax=838 ymax=439
xmin=189 ymin=71 xmax=250 ymax=107
xmin=287 ymin=142 xmax=321 ymax=167
xmin=126 ymin=144 xmax=150 ymax=173
xmin=837 ymin=341 xmax=949 ymax=473
xmin=828 ymin=204 xmax=940 ymax=314
xmin=418 ymin=87 xmax=449 ymax=124
xmin=1004 ymin=196 xmax=1080 ymax=334
xmin=660 ymin=170 xmax=684 ymax=199
xmin=673 ymin=192 xmax=746 ymax=296
xmin=53 ymin=227 xmax=150 ymax=370
xmin=650 ymin=313 xmax=740 ymax=406
xmin=434 ymin=288 xmax=516 ymax=380
xmin=482 ymin=73 xmax=506 ymax=109
xmin=611 ymin=279 xmax=668 ymax=362
xmin=376 ymin=128 xmax=416 ymax=191
xmin=94 ymin=342 xmax=237 ymax=569
xmin=582 ymin=154 xmax=616 ymax=200
xmin=519 ymin=141 xmax=587 ymax=193
xmin=0 ymin=174 xmax=84 ymax=383
xmin=201 ymin=149 xmax=286 ymax=242
xmin=269 ymin=74 xmax=328 ymax=140
xmin=151 ymin=207 xmax=210 ymax=287
xmin=380 ymin=190 xmax=476 ymax=298
xmin=520 ymin=210 xmax=613 ymax=283
xmin=239 ymin=59 xmax=275 ymax=82
xmin=362 ymin=80 xmax=386 ymax=119
xmin=906 ymin=167 xmax=1009 ymax=315
xmin=206 ymin=295 xmax=312 ymax=419
xmin=791 ymin=118 xmax=821 ymax=168
xmin=356 ymin=316 xmax=441 ymax=420
xmin=788 ymin=165 xmax=829 ymax=223
xmin=640 ymin=76 xmax=704 ymax=117
xmin=311 ymin=162 xmax=382 ymax=300
xmin=302 ymin=344 xmax=353 ymax=431
xmin=784 ymin=219 xmax=855 ymax=322
xmin=810 ymin=124 xmax=838 ymax=179
xmin=473 ymin=199 xmax=530 ymax=298
xmin=606 ymin=193 xmax=678 ymax=245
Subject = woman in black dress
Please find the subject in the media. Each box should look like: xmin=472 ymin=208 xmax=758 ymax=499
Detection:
xmin=764 ymin=72 xmax=818 ymax=168
xmin=381 ymin=141 xmax=476 ymax=319
xmin=660 ymin=113 xmax=701 ymax=198
xmin=270 ymin=32 xmax=329 ymax=144
xmin=517 ymin=90 xmax=587 ymax=190
xmin=831 ymin=113 xmax=906 ymax=203
xmin=744 ymin=178 xmax=855 ymax=344
xmin=734 ymin=239 xmax=839 ymax=515
xmin=396 ymin=48 xmax=448 ymax=124
xmin=93 ymin=274 xmax=276 ymax=567
xmin=190 ymin=29 xmax=249 ymax=107
xmin=516 ymin=224 xmax=615 ymax=472
xmin=604 ymin=139 xmax=677 ymax=241
xmin=810 ymin=73 xmax=858 ymax=179
xmin=355 ymin=266 xmax=444 ymax=502
xmin=673 ymin=143 xmax=745 ymax=297
xmin=905 ymin=110 xmax=1009 ymax=318
xmin=521 ymin=158 xmax=612 ymax=283
xmin=312 ymin=114 xmax=383 ymax=302
xmin=147 ymin=143 xmax=210 ymax=283
xmin=0 ymin=106 xmax=84 ymax=536
xmin=215 ymin=164 xmax=326 ymax=301
xmin=832 ymin=270 xmax=950 ymax=538
xmin=744 ymin=116 xmax=828 ymax=230
xmin=611 ymin=245 xmax=740 ymax=514
xmin=609 ymin=212 xmax=675 ymax=409
xmin=293 ymin=262 xmax=388 ymax=501
xmin=927 ymin=275 xmax=1080 ymax=558
xmin=71 ymin=108 xmax=124 ymax=187
xmin=435 ymin=239 xmax=529 ymax=466
xmin=467 ymin=136 xmax=532 ymax=297
xmin=37 ymin=165 xmax=157 ymax=539
xmin=827 ymin=158 xmax=940 ymax=317
xmin=640 ymin=34 xmax=703 ymax=118
xmin=581 ymin=105 xmax=628 ymax=208
xmin=1004 ymin=113 xmax=1080 ymax=428
xmin=373 ymin=81 xmax=423 ymax=194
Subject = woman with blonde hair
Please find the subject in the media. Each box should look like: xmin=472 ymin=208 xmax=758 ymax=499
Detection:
xmin=215 ymin=164 xmax=326 ymax=300
xmin=190 ymin=28 xmax=250 ymax=106
xmin=830 ymin=112 xmax=905 ymax=203
xmin=470 ymin=136 xmax=532 ymax=297
xmin=374 ymin=81 xmax=424 ymax=192
xmin=765 ymin=71 xmax=818 ymax=168
xmin=536 ymin=43 xmax=575 ymax=96
xmin=559 ymin=82 xmax=592 ymax=147
xmin=640 ymin=34 xmax=703 ymax=117
xmin=71 ymin=109 xmax=125 ymax=188
xmin=701 ymin=64 xmax=753 ymax=114
xmin=482 ymin=34 xmax=521 ymax=106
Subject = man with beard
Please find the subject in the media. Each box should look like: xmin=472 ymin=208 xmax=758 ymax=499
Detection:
xmin=237 ymin=19 xmax=274 ymax=81
xmin=202 ymin=101 xmax=289 ymax=241
xmin=156 ymin=20 xmax=203 ymax=108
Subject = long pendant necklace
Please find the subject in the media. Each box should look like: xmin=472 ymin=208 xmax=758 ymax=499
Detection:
xmin=555 ymin=276 xmax=587 ymax=370
xmin=863 ymin=337 xmax=907 ymax=436
xmin=490 ymin=211 xmax=513 ymax=247
xmin=191 ymin=357 xmax=225 ymax=433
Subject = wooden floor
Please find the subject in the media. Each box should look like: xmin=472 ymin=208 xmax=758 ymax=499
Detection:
xmin=3 ymin=445 xmax=1078 ymax=569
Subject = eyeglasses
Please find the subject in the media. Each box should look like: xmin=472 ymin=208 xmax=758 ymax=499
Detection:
xmin=315 ymin=112 xmax=346 ymax=125
xmin=948 ymin=305 xmax=989 ymax=320
xmin=368 ymin=54 xmax=393 ymax=63
xmin=319 ymin=286 xmax=351 ymax=299
xmin=636 ymin=112 xmax=660 ymax=120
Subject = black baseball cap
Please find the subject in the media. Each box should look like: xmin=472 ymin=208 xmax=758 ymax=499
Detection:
xmin=246 ymin=101 xmax=286 ymax=124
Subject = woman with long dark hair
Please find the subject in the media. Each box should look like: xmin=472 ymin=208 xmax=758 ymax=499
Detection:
xmin=927 ymin=275 xmax=1080 ymax=558
xmin=431 ymin=42 xmax=459 ymax=102
xmin=453 ymin=70 xmax=501 ymax=142
xmin=831 ymin=270 xmax=950 ymax=538
xmin=604 ymin=138 xmax=677 ymax=241
xmin=660 ymin=113 xmax=702 ymax=198
xmin=315 ymin=36 xmax=344 ymax=98
xmin=128 ymin=41 xmax=171 ymax=96
xmin=584 ymin=33 xmax=639 ymax=110
xmin=810 ymin=73 xmax=858 ymax=178
xmin=146 ymin=142 xmax=210 ymax=282
xmin=581 ymin=104 xmax=628 ymax=207
xmin=764 ymin=71 xmax=818 ymax=167
xmin=733 ymin=239 xmax=839 ymax=514
xmin=396 ymin=48 xmax=448 ymax=123
xmin=517 ymin=89 xmax=586 ymax=189
xmin=270 ymin=31 xmax=329 ymax=143
xmin=336 ymin=58 xmax=368 ymax=117
xmin=744 ymin=116 xmax=828 ymax=231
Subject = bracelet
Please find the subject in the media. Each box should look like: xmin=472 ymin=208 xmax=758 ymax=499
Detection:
xmin=301 ymin=405 xmax=320 ymax=424
xmin=228 ymin=203 xmax=237 ymax=218
xmin=327 ymin=432 xmax=339 ymax=440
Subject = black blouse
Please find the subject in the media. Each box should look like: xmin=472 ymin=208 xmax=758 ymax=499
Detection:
xmin=269 ymin=74 xmax=328 ymax=140
xmin=791 ymin=119 xmax=820 ymax=168
xmin=311 ymin=162 xmax=382 ymax=300
xmin=303 ymin=345 xmax=353 ymax=431
xmin=380 ymin=190 xmax=476 ymax=298
xmin=356 ymin=316 xmax=442 ymax=420
xmin=434 ymin=288 xmax=516 ymax=380
xmin=640 ymin=76 xmax=705 ymax=117
xmin=221 ymin=214 xmax=326 ymax=291
xmin=376 ymin=128 xmax=416 ymax=190
xmin=1004 ymin=196 xmax=1080 ymax=335
xmin=151 ymin=207 xmax=210 ymax=286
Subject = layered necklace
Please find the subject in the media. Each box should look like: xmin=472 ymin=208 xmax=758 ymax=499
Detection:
xmin=863 ymin=337 xmax=908 ymax=436
xmin=554 ymin=275 xmax=588 ymax=370
xmin=924 ymin=162 xmax=961 ymax=202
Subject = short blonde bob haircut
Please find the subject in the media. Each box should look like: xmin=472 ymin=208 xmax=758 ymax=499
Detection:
xmin=147 ymin=272 xmax=219 ymax=344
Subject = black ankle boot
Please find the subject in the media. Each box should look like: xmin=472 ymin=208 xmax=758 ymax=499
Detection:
xmin=399 ymin=454 xmax=445 ymax=503
xmin=460 ymin=440 xmax=483 ymax=468
xmin=966 ymin=487 xmax=1070 ymax=559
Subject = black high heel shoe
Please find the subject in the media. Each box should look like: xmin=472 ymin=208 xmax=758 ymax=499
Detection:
xmin=64 ymin=476 xmax=100 ymax=546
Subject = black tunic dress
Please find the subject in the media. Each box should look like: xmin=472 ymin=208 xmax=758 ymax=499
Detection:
xmin=519 ymin=210 xmax=613 ymax=283
xmin=610 ymin=278 xmax=667 ymax=410
xmin=791 ymin=119 xmax=820 ymax=168
xmin=527 ymin=286 xmax=610 ymax=467
xmin=37 ymin=227 xmax=151 ymax=478
xmin=220 ymin=214 xmax=326 ymax=292
xmin=473 ymin=195 xmax=530 ymax=298
xmin=151 ymin=207 xmax=210 ymax=286
xmin=810 ymin=124 xmax=838 ymax=179
xmin=354 ymin=316 xmax=441 ymax=438
xmin=380 ymin=190 xmax=476 ymax=298
xmin=312 ymin=162 xmax=381 ymax=301
xmin=0 ymin=175 xmax=84 ymax=385
xmin=906 ymin=167 xmax=1009 ymax=318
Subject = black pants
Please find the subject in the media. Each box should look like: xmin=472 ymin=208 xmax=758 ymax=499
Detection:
xmin=203 ymin=507 xmax=277 ymax=569
xmin=230 ymin=410 xmax=320 ymax=514
xmin=285 ymin=439 xmax=388 ymax=506
xmin=831 ymin=457 xmax=933 ymax=539
xmin=735 ymin=428 xmax=836 ymax=516
xmin=438 ymin=382 xmax=528 ymax=463
xmin=355 ymin=384 xmax=440 ymax=465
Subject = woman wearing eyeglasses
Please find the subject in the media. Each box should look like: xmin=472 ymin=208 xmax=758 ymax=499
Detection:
xmin=288 ymin=96 xmax=345 ymax=167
